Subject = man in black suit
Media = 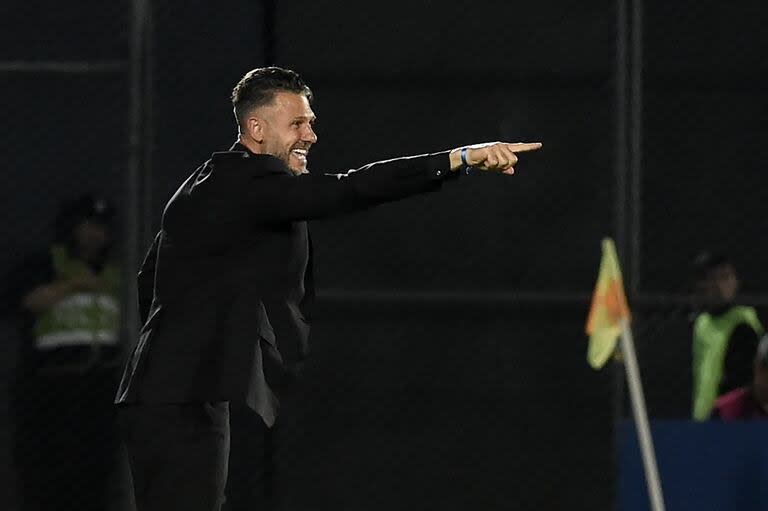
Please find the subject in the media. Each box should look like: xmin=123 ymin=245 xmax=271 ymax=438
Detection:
xmin=115 ymin=66 xmax=541 ymax=511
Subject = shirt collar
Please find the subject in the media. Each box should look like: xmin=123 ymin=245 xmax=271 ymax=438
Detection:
xmin=230 ymin=140 xmax=254 ymax=155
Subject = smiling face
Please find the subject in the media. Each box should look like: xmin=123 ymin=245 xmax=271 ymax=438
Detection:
xmin=244 ymin=91 xmax=317 ymax=175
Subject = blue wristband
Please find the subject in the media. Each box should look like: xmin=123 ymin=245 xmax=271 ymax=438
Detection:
xmin=460 ymin=147 xmax=474 ymax=175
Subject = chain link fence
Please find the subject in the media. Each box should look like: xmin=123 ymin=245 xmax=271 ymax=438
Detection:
xmin=636 ymin=0 xmax=768 ymax=422
xmin=1 ymin=2 xmax=135 ymax=510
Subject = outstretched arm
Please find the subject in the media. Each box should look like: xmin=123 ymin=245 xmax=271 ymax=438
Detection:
xmin=245 ymin=141 xmax=543 ymax=223
xmin=165 ymin=141 xmax=544 ymax=239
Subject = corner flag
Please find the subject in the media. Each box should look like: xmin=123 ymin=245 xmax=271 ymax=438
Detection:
xmin=585 ymin=238 xmax=631 ymax=369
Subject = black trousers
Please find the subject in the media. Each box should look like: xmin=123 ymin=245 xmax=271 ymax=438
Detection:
xmin=224 ymin=402 xmax=277 ymax=511
xmin=119 ymin=402 xmax=230 ymax=511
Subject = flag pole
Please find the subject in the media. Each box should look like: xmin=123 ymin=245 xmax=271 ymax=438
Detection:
xmin=619 ymin=318 xmax=665 ymax=511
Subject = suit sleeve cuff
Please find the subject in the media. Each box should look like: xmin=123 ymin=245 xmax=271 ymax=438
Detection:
xmin=426 ymin=151 xmax=461 ymax=181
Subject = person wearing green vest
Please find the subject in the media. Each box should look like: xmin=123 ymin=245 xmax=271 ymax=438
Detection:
xmin=712 ymin=334 xmax=768 ymax=421
xmin=6 ymin=195 xmax=123 ymax=511
xmin=691 ymin=252 xmax=764 ymax=421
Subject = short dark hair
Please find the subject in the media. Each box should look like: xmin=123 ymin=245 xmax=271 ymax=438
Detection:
xmin=231 ymin=67 xmax=312 ymax=127
xmin=691 ymin=251 xmax=732 ymax=285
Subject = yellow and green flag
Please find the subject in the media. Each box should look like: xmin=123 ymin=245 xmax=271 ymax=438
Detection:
xmin=586 ymin=238 xmax=631 ymax=369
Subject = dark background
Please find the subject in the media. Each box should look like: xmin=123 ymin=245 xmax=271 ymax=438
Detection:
xmin=1 ymin=1 xmax=766 ymax=509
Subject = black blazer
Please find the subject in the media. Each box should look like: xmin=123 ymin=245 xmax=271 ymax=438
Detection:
xmin=115 ymin=143 xmax=455 ymax=425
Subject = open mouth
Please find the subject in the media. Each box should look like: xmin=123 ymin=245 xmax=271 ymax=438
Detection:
xmin=291 ymin=148 xmax=308 ymax=163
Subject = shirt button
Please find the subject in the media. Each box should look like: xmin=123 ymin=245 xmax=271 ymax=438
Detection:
xmin=436 ymin=170 xmax=442 ymax=177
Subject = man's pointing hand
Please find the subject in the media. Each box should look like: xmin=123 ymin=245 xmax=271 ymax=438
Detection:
xmin=449 ymin=142 xmax=542 ymax=175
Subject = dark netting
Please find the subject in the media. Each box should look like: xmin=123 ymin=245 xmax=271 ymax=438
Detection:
xmin=636 ymin=0 xmax=768 ymax=423
xmin=0 ymin=2 xmax=133 ymax=510
xmin=2 ymin=0 xmax=766 ymax=510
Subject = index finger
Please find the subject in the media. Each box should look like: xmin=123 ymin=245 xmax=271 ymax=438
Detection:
xmin=507 ymin=142 xmax=543 ymax=153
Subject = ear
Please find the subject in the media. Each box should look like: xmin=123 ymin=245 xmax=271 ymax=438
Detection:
xmin=245 ymin=116 xmax=264 ymax=143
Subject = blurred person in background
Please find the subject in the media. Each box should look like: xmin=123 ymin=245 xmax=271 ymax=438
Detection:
xmin=114 ymin=66 xmax=541 ymax=511
xmin=690 ymin=251 xmax=764 ymax=421
xmin=712 ymin=334 xmax=768 ymax=421
xmin=5 ymin=195 xmax=122 ymax=511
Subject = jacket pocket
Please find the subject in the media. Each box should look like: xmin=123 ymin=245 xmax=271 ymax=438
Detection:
xmin=254 ymin=301 xmax=276 ymax=346
xmin=258 ymin=321 xmax=276 ymax=347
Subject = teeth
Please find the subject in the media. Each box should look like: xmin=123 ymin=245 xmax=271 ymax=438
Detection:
xmin=292 ymin=149 xmax=307 ymax=155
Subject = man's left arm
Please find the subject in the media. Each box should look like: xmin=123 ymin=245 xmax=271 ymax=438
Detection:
xmin=244 ymin=142 xmax=542 ymax=224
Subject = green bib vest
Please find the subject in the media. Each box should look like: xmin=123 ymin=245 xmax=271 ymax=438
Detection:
xmin=33 ymin=245 xmax=121 ymax=350
xmin=691 ymin=305 xmax=764 ymax=421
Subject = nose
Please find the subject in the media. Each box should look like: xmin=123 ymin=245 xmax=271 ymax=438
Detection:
xmin=303 ymin=125 xmax=318 ymax=144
